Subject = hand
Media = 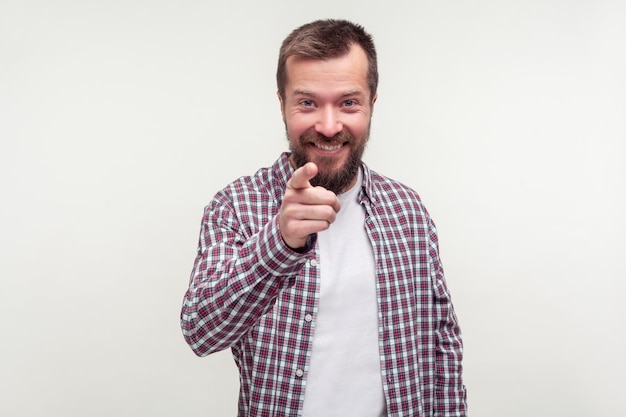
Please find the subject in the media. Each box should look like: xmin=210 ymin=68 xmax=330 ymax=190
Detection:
xmin=279 ymin=162 xmax=341 ymax=250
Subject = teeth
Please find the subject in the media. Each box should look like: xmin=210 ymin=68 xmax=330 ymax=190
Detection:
xmin=316 ymin=143 xmax=342 ymax=151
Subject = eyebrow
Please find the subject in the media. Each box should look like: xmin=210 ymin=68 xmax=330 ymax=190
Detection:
xmin=292 ymin=89 xmax=365 ymax=98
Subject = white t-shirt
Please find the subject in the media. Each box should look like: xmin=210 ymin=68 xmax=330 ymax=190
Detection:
xmin=301 ymin=169 xmax=387 ymax=417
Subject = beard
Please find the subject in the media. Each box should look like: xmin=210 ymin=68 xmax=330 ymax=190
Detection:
xmin=289 ymin=129 xmax=368 ymax=194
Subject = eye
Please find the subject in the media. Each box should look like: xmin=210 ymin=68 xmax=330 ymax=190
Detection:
xmin=343 ymin=99 xmax=357 ymax=107
xmin=300 ymin=99 xmax=314 ymax=107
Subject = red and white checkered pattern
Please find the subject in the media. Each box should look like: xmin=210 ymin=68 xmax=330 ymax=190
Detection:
xmin=181 ymin=152 xmax=467 ymax=416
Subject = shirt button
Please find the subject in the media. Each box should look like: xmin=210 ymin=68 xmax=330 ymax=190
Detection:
xmin=295 ymin=369 xmax=304 ymax=377
xmin=304 ymin=314 xmax=313 ymax=322
xmin=309 ymin=259 xmax=317 ymax=267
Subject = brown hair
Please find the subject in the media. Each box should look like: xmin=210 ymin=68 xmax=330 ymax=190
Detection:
xmin=277 ymin=19 xmax=378 ymax=103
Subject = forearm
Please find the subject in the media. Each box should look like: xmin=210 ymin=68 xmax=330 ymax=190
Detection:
xmin=434 ymin=305 xmax=467 ymax=416
xmin=181 ymin=212 xmax=311 ymax=356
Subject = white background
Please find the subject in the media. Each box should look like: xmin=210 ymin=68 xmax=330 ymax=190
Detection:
xmin=1 ymin=1 xmax=625 ymax=416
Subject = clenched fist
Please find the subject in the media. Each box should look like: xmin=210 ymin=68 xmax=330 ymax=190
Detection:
xmin=279 ymin=162 xmax=341 ymax=250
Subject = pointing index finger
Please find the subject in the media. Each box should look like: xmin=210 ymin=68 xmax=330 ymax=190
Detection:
xmin=288 ymin=162 xmax=318 ymax=190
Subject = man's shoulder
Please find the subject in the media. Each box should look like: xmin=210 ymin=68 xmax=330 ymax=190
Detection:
xmin=364 ymin=165 xmax=424 ymax=206
xmin=215 ymin=153 xmax=291 ymax=204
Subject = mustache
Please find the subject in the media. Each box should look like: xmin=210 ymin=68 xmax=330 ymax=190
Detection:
xmin=300 ymin=131 xmax=353 ymax=144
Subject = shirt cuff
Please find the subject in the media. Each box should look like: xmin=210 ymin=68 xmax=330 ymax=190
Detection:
xmin=255 ymin=215 xmax=316 ymax=276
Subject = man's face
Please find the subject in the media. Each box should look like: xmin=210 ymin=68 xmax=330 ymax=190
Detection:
xmin=279 ymin=44 xmax=376 ymax=194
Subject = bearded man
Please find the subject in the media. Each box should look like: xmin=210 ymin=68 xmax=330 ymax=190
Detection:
xmin=181 ymin=19 xmax=467 ymax=417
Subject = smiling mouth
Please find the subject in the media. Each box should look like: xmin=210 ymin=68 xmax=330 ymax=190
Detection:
xmin=313 ymin=142 xmax=344 ymax=151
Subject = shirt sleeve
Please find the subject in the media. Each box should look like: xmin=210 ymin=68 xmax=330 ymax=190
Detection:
xmin=430 ymin=219 xmax=468 ymax=416
xmin=180 ymin=192 xmax=314 ymax=356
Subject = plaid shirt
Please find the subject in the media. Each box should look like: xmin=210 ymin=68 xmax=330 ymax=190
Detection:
xmin=181 ymin=153 xmax=467 ymax=416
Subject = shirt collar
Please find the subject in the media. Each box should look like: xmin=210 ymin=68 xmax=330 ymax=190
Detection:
xmin=358 ymin=162 xmax=376 ymax=206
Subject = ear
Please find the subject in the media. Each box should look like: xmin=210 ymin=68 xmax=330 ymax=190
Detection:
xmin=370 ymin=93 xmax=378 ymax=115
xmin=277 ymin=90 xmax=286 ymax=122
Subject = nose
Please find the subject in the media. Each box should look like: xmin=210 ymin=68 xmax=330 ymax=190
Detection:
xmin=315 ymin=106 xmax=343 ymax=138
